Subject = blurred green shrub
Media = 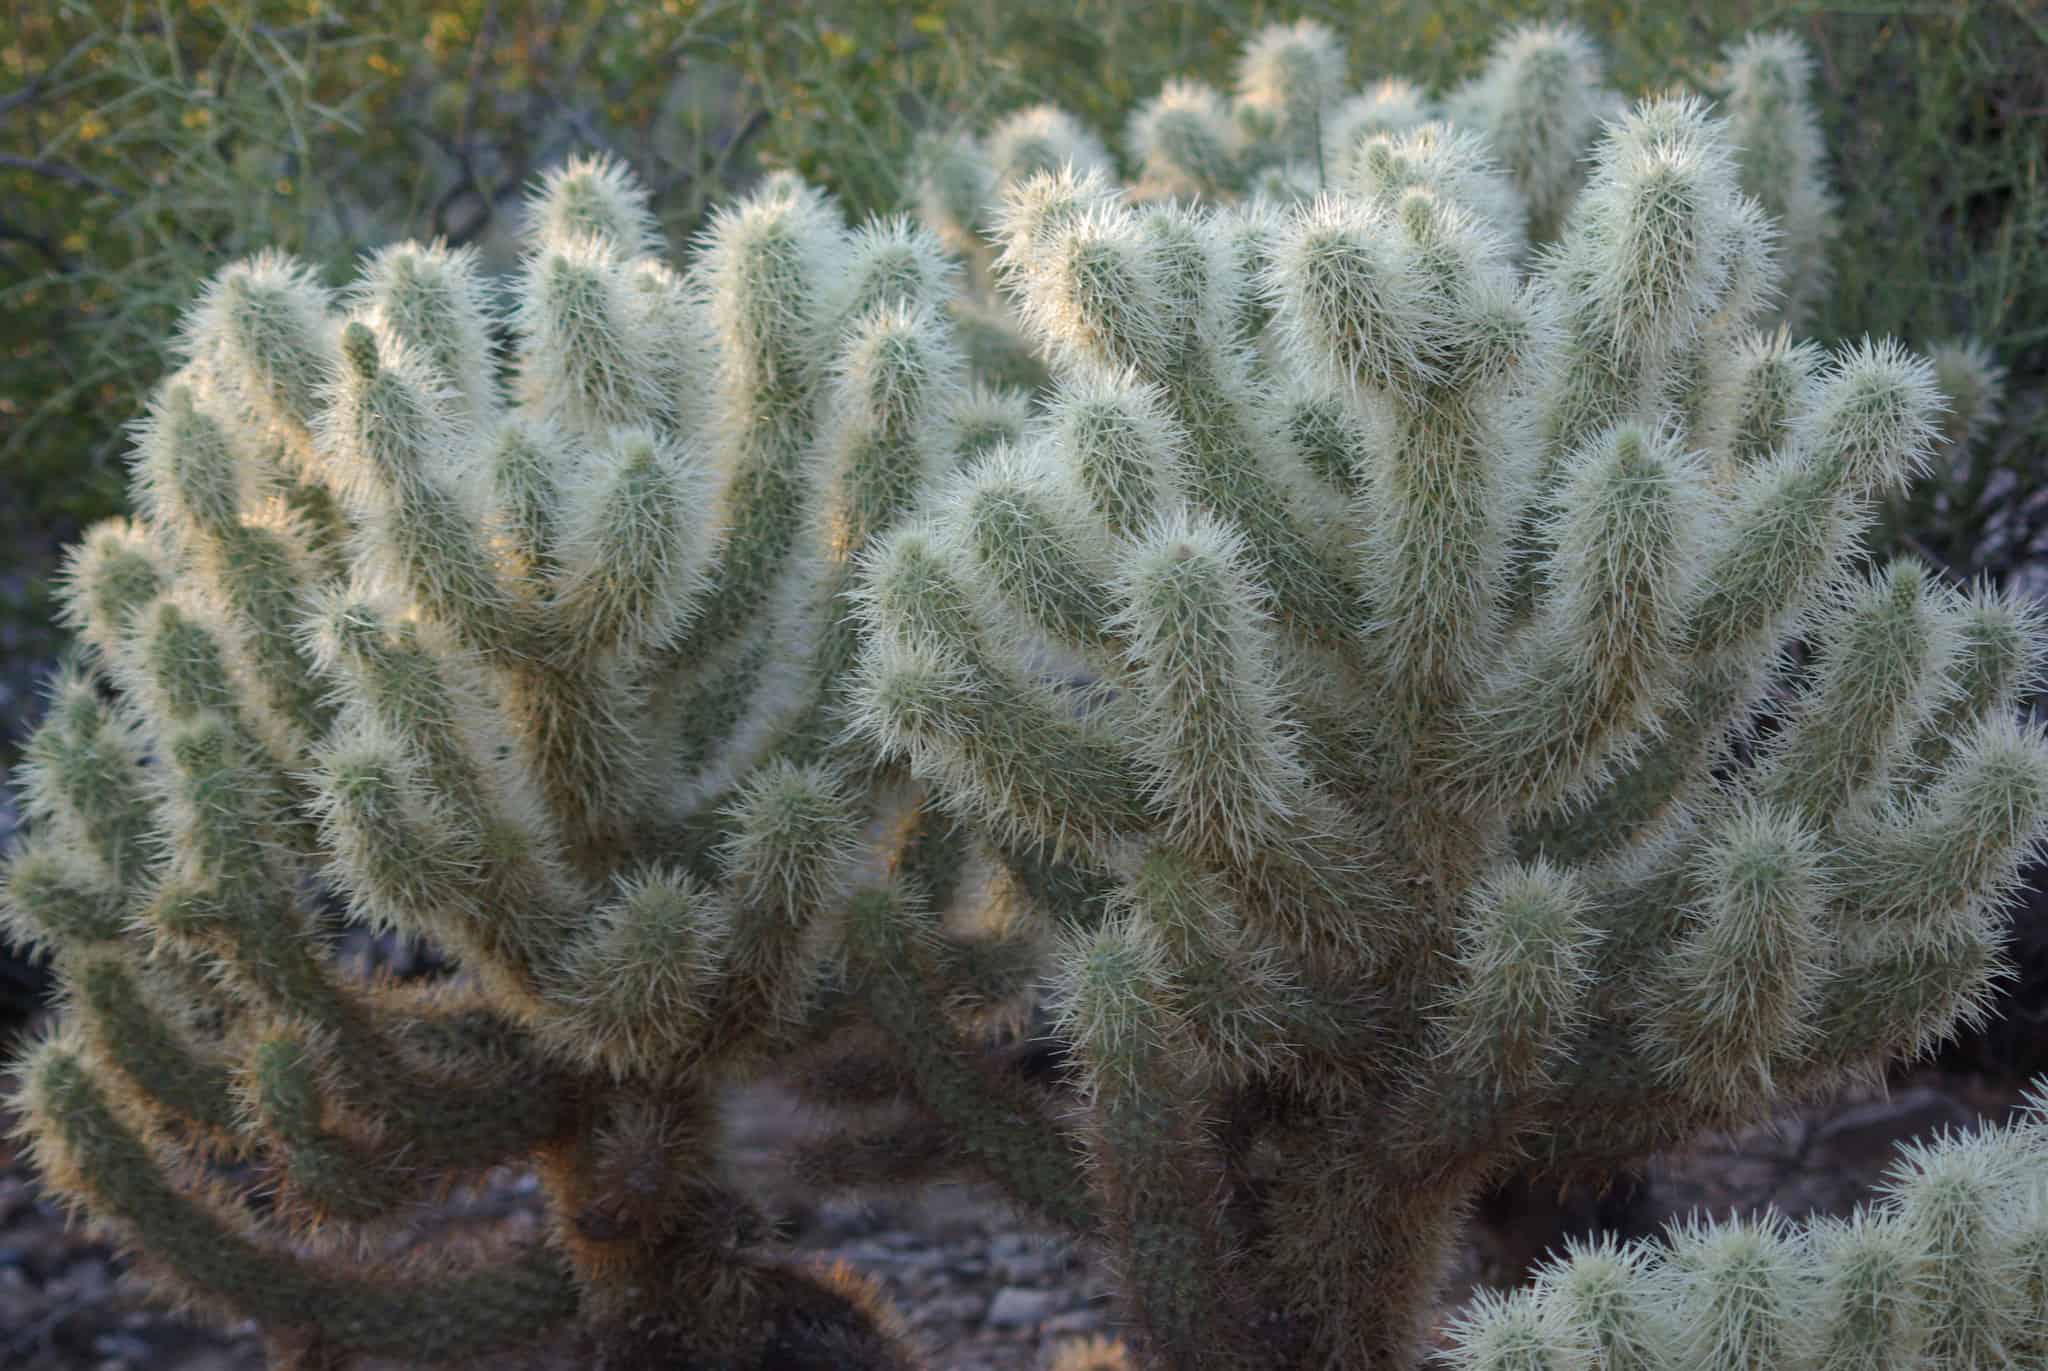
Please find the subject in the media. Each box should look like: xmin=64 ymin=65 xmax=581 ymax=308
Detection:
xmin=4 ymin=0 xmax=2044 ymax=759
xmin=0 ymin=0 xmax=762 ymax=756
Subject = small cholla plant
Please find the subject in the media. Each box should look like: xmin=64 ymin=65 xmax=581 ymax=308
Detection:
xmin=0 ymin=156 xmax=1076 ymax=1368
xmin=1446 ymin=1087 xmax=2048 ymax=1371
xmin=853 ymin=24 xmax=2048 ymax=1371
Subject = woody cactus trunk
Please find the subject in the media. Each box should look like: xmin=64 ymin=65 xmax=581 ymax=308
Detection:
xmin=856 ymin=30 xmax=2048 ymax=1371
xmin=0 ymin=161 xmax=1068 ymax=1368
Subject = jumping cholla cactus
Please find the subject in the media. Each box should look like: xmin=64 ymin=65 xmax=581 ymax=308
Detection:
xmin=1446 ymin=1100 xmax=2048 ymax=1371
xmin=0 ymin=157 xmax=1080 ymax=1368
xmin=853 ymin=23 xmax=2048 ymax=1371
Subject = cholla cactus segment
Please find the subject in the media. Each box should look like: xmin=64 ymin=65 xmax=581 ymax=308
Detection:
xmin=513 ymin=233 xmax=673 ymax=438
xmin=54 ymin=519 xmax=168 ymax=660
xmin=528 ymin=152 xmax=660 ymax=259
xmin=1114 ymin=511 xmax=1312 ymax=863
xmin=1445 ymin=23 xmax=1612 ymax=246
xmin=1881 ymin=1126 xmax=2033 ymax=1369
xmin=1128 ymin=80 xmax=1244 ymax=203
xmin=1432 ymin=861 xmax=1600 ymax=1096
xmin=1721 ymin=34 xmax=1836 ymax=328
xmin=1794 ymin=337 xmax=1944 ymax=495
xmin=1042 ymin=371 xmax=1181 ymax=538
xmin=549 ymin=426 xmax=715 ymax=660
xmin=1343 ymin=124 xmax=1526 ymax=257
xmin=1680 ymin=344 xmax=1939 ymax=678
xmin=1434 ymin=422 xmax=1703 ymax=818
xmin=1795 ymin=1210 xmax=1928 ymax=1371
xmin=1324 ymin=79 xmax=1433 ymax=185
xmin=1528 ymin=1236 xmax=1666 ymax=1371
xmin=988 ymin=105 xmax=1116 ymax=192
xmin=1698 ymin=327 xmax=1825 ymax=478
xmin=825 ymin=216 xmax=962 ymax=340
xmin=989 ymin=162 xmax=1119 ymax=273
xmin=1926 ymin=337 xmax=2006 ymax=454
xmin=1 ymin=157 xmax=1031 ymax=1370
xmin=1757 ymin=560 xmax=1956 ymax=825
xmin=1637 ymin=804 xmax=1827 ymax=1115
xmin=542 ymin=865 xmax=726 ymax=1077
xmin=951 ymin=443 xmax=1122 ymax=658
xmin=182 ymin=249 xmax=336 ymax=448
xmin=1233 ymin=20 xmax=1348 ymax=169
xmin=348 ymin=240 xmax=499 ymax=423
xmin=1661 ymin=1213 xmax=1806 ymax=1369
xmin=1553 ymin=97 xmax=1751 ymax=382
xmin=1440 ymin=1287 xmax=1598 ymax=1371
xmin=913 ymin=129 xmax=996 ymax=260
xmin=16 ymin=669 xmax=153 ymax=889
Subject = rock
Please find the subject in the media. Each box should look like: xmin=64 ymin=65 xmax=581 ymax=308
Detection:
xmin=1810 ymin=1087 xmax=1974 ymax=1171
xmin=93 ymin=1331 xmax=152 ymax=1361
xmin=50 ymin=1259 xmax=113 ymax=1301
xmin=994 ymin=1239 xmax=1069 ymax=1284
xmin=0 ymin=1176 xmax=31 ymax=1222
xmin=908 ymin=1292 xmax=989 ymax=1328
xmin=1040 ymin=1309 xmax=1109 ymax=1338
xmin=985 ymin=1287 xmax=1060 ymax=1329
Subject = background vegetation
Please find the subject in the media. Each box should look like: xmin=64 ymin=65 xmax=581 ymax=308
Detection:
xmin=3 ymin=0 xmax=2044 ymax=764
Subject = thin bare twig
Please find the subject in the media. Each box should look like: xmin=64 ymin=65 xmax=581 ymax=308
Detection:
xmin=0 ymin=153 xmax=126 ymax=199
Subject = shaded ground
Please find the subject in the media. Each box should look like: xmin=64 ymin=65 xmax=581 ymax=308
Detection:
xmin=1 ymin=1055 xmax=2038 ymax=1371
